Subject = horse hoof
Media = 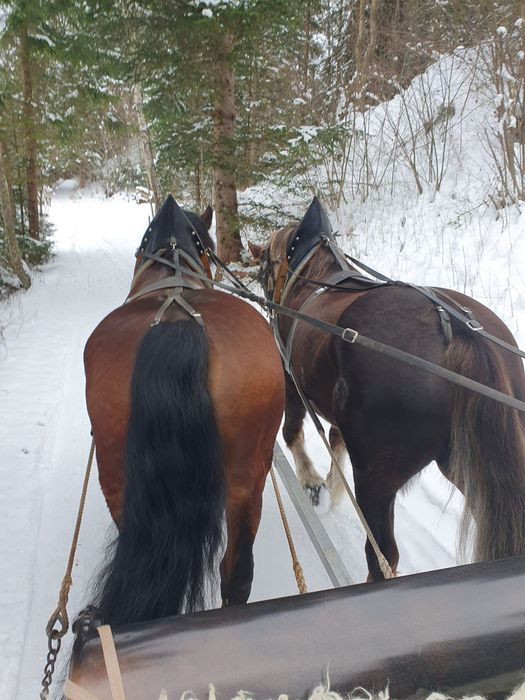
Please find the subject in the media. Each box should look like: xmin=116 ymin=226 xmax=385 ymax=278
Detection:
xmin=305 ymin=483 xmax=325 ymax=507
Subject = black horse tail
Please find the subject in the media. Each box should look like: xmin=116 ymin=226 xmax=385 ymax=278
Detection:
xmin=96 ymin=320 xmax=224 ymax=626
xmin=443 ymin=333 xmax=525 ymax=562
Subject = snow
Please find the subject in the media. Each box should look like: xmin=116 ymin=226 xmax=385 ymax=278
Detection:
xmin=0 ymin=182 xmax=462 ymax=700
xmin=2 ymin=47 xmax=525 ymax=700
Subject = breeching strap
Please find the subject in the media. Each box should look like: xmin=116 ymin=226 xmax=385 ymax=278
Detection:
xmin=345 ymin=252 xmax=525 ymax=361
xmin=40 ymin=437 xmax=96 ymax=700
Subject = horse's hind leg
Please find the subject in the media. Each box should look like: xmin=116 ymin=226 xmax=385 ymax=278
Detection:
xmin=326 ymin=426 xmax=347 ymax=506
xmin=283 ymin=373 xmax=325 ymax=505
xmin=353 ymin=468 xmax=400 ymax=581
xmin=220 ymin=461 xmax=267 ymax=606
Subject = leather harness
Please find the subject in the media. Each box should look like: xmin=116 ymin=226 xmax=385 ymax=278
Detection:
xmin=126 ymin=244 xmax=212 ymax=329
xmin=269 ymin=235 xmax=460 ymax=375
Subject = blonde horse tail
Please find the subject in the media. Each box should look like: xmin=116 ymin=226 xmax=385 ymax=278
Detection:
xmin=444 ymin=333 xmax=525 ymax=561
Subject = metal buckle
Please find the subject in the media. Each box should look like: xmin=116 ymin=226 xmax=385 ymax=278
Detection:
xmin=467 ymin=319 xmax=484 ymax=331
xmin=342 ymin=327 xmax=359 ymax=343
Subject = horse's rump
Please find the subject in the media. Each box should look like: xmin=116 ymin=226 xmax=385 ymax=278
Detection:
xmin=253 ymin=198 xmax=525 ymax=579
xmin=77 ymin=196 xmax=284 ymax=657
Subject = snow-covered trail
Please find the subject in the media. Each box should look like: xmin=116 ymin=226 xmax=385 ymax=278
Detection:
xmin=0 ymin=183 xmax=146 ymax=699
xmin=1 ymin=184 xmax=460 ymax=700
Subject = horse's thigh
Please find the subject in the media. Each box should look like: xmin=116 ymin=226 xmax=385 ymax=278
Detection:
xmin=93 ymin=441 xmax=125 ymax=526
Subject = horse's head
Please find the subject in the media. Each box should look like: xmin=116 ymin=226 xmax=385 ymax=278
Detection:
xmin=249 ymin=197 xmax=333 ymax=302
xmin=248 ymin=224 xmax=296 ymax=301
xmin=135 ymin=195 xmax=214 ymax=274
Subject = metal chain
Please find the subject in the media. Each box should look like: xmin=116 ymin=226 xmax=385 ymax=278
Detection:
xmin=40 ymin=437 xmax=96 ymax=700
xmin=40 ymin=636 xmax=61 ymax=699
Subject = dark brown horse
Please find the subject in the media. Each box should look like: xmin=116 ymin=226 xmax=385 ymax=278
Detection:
xmin=84 ymin=195 xmax=284 ymax=624
xmin=250 ymin=197 xmax=525 ymax=581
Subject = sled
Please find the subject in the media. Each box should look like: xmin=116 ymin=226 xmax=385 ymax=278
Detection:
xmin=69 ymin=555 xmax=525 ymax=700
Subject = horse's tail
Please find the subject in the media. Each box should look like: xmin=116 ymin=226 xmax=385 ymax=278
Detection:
xmin=96 ymin=320 xmax=224 ymax=626
xmin=443 ymin=333 xmax=525 ymax=561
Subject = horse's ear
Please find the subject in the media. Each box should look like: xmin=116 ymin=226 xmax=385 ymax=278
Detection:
xmin=200 ymin=205 xmax=213 ymax=230
xmin=248 ymin=241 xmax=264 ymax=262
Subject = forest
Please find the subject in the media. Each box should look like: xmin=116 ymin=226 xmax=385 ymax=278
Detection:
xmin=0 ymin=0 xmax=524 ymax=290
xmin=3 ymin=4 xmax=525 ymax=697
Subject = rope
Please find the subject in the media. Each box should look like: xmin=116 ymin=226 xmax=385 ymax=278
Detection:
xmin=270 ymin=466 xmax=308 ymax=594
xmin=40 ymin=437 xmax=96 ymax=699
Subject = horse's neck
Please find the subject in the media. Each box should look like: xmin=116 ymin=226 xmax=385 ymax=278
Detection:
xmin=284 ymin=248 xmax=346 ymax=308
xmin=129 ymin=260 xmax=203 ymax=297
xmin=129 ymin=262 xmax=171 ymax=295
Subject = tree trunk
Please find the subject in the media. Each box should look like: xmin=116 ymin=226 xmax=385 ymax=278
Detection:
xmin=20 ymin=23 xmax=40 ymax=241
xmin=133 ymin=84 xmax=162 ymax=213
xmin=303 ymin=1 xmax=312 ymax=95
xmin=353 ymin=0 xmax=382 ymax=109
xmin=213 ymin=30 xmax=242 ymax=263
xmin=0 ymin=141 xmax=30 ymax=289
xmin=194 ymin=161 xmax=202 ymax=213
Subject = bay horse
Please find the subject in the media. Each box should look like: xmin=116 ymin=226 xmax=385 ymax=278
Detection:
xmin=83 ymin=195 xmax=284 ymax=625
xmin=249 ymin=197 xmax=525 ymax=581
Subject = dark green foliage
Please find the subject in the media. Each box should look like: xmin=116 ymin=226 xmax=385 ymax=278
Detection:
xmin=15 ymin=230 xmax=54 ymax=266
xmin=0 ymin=216 xmax=54 ymax=268
xmin=0 ymin=215 xmax=54 ymax=294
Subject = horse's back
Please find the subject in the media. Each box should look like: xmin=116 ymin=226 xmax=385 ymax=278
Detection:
xmin=84 ymin=290 xmax=284 ymax=520
xmin=187 ymin=290 xmax=285 ymax=459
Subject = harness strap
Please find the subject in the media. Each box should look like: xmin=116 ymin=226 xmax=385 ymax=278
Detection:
xmin=279 ymin=285 xmax=327 ymax=372
xmin=125 ymin=275 xmax=203 ymax=303
xmin=280 ymin=244 xmax=322 ymax=306
xmin=128 ymin=248 xmax=208 ymax=327
xmin=142 ymin=250 xmax=213 ymax=287
xmin=147 ymin=287 xmax=204 ymax=328
xmin=207 ymin=248 xmax=252 ymax=292
xmin=347 ymin=253 xmax=525 ymax=360
xmin=150 ymin=292 xmax=177 ymax=326
xmin=321 ymin=235 xmax=350 ymax=270
xmin=280 ymin=266 xmax=391 ymax=371
xmin=120 ymin=251 xmax=525 ymax=413
xmin=172 ymin=290 xmax=205 ymax=327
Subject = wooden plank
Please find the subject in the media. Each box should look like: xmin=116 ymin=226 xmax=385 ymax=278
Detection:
xmin=272 ymin=441 xmax=354 ymax=587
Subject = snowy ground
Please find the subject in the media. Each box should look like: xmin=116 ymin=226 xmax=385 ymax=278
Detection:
xmin=3 ymin=45 xmax=525 ymax=700
xmin=0 ymin=182 xmax=472 ymax=700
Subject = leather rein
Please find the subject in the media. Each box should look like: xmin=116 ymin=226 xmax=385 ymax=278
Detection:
xmin=122 ymin=240 xmax=525 ymax=414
